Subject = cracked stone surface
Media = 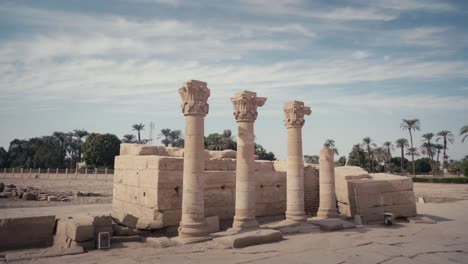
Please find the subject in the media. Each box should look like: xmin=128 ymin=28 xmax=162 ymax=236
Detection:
xmin=14 ymin=200 xmax=468 ymax=264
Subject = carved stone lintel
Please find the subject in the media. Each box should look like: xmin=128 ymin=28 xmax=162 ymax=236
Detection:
xmin=179 ymin=80 xmax=210 ymax=116
xmin=283 ymin=101 xmax=312 ymax=128
xmin=231 ymin=91 xmax=267 ymax=122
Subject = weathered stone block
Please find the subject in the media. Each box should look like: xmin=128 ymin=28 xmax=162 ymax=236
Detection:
xmin=66 ymin=216 xmax=95 ymax=242
xmin=214 ymin=229 xmax=282 ymax=249
xmin=0 ymin=215 xmax=56 ymax=250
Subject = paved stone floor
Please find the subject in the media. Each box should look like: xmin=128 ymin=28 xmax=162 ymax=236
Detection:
xmin=17 ymin=200 xmax=468 ymax=264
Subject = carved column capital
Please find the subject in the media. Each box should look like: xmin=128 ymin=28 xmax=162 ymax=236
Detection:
xmin=179 ymin=80 xmax=210 ymax=116
xmin=283 ymin=101 xmax=312 ymax=128
xmin=231 ymin=91 xmax=267 ymax=122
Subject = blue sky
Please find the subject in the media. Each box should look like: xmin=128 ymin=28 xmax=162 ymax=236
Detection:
xmin=0 ymin=0 xmax=467 ymax=160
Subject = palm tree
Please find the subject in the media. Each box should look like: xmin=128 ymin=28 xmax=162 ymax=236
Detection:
xmin=400 ymin=119 xmax=421 ymax=175
xmin=73 ymin=129 xmax=89 ymax=162
xmin=362 ymin=137 xmax=376 ymax=173
xmin=395 ymin=138 xmax=409 ymax=175
xmin=169 ymin=130 xmax=184 ymax=147
xmin=461 ymin=125 xmax=468 ymax=142
xmin=304 ymin=155 xmax=319 ymax=164
xmin=434 ymin=143 xmax=444 ymax=173
xmin=405 ymin=147 xmax=420 ymax=161
xmin=382 ymin=141 xmax=393 ymax=172
xmin=421 ymin=133 xmax=435 ymax=173
xmin=159 ymin=128 xmax=172 ymax=147
xmin=323 ymin=139 xmax=338 ymax=155
xmin=436 ymin=130 xmax=454 ymax=174
xmin=373 ymin=147 xmax=385 ymax=173
xmin=122 ymin=134 xmax=136 ymax=143
xmin=132 ymin=123 xmax=145 ymax=143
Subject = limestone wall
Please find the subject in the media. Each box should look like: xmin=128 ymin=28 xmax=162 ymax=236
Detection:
xmin=111 ymin=145 xmax=319 ymax=229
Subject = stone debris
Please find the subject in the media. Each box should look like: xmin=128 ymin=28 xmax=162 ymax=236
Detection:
xmin=53 ymin=214 xmax=116 ymax=251
xmin=214 ymin=229 xmax=283 ymax=249
xmin=48 ymin=195 xmax=59 ymax=202
xmin=146 ymin=237 xmax=179 ymax=248
xmin=310 ymin=218 xmax=356 ymax=231
xmin=22 ymin=192 xmax=37 ymax=200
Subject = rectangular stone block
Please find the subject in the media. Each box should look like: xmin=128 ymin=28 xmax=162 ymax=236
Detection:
xmin=273 ymin=160 xmax=287 ymax=172
xmin=66 ymin=216 xmax=95 ymax=242
xmin=205 ymin=159 xmax=236 ymax=171
xmin=255 ymin=161 xmax=274 ymax=171
xmin=0 ymin=215 xmax=56 ymax=250
xmin=392 ymin=190 xmax=416 ymax=205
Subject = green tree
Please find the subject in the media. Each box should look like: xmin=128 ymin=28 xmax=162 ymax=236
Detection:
xmin=323 ymin=139 xmax=339 ymax=155
xmin=0 ymin=147 xmax=8 ymax=168
xmin=400 ymin=119 xmax=421 ymax=175
xmin=84 ymin=133 xmax=121 ymax=168
xmin=382 ymin=141 xmax=393 ymax=171
xmin=337 ymin=156 xmax=347 ymax=166
xmin=395 ymin=138 xmax=409 ymax=175
xmin=159 ymin=128 xmax=172 ymax=147
xmin=347 ymin=144 xmax=366 ymax=168
xmin=254 ymin=143 xmax=276 ymax=161
xmin=205 ymin=129 xmax=236 ymax=151
xmin=122 ymin=134 xmax=136 ymax=143
xmin=436 ymin=130 xmax=454 ymax=174
xmin=421 ymin=133 xmax=436 ymax=175
xmin=411 ymin=158 xmax=432 ymax=174
xmin=73 ymin=129 xmax=89 ymax=163
xmin=304 ymin=155 xmax=319 ymax=164
xmin=461 ymin=125 xmax=468 ymax=142
xmin=132 ymin=123 xmax=145 ymax=143
xmin=169 ymin=130 xmax=184 ymax=147
xmin=362 ymin=137 xmax=376 ymax=173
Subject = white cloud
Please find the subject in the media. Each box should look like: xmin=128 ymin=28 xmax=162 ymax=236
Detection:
xmin=352 ymin=50 xmax=370 ymax=59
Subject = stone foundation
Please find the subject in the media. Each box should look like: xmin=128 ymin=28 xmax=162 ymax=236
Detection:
xmin=111 ymin=144 xmax=319 ymax=229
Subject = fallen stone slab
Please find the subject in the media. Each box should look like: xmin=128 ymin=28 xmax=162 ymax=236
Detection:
xmin=5 ymin=246 xmax=85 ymax=262
xmin=214 ymin=229 xmax=283 ymax=249
xmin=310 ymin=219 xmax=356 ymax=231
xmin=22 ymin=192 xmax=37 ymax=200
xmin=146 ymin=237 xmax=178 ymax=248
xmin=0 ymin=215 xmax=56 ymax=250
xmin=111 ymin=235 xmax=144 ymax=243
xmin=113 ymin=224 xmax=136 ymax=236
xmin=408 ymin=216 xmax=437 ymax=224
xmin=279 ymin=223 xmax=321 ymax=234
xmin=66 ymin=216 xmax=95 ymax=242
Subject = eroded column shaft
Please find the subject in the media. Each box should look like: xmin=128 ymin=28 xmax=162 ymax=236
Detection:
xmin=317 ymin=148 xmax=339 ymax=218
xmin=286 ymin=127 xmax=306 ymax=221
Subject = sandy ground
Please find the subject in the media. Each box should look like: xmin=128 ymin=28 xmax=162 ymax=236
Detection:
xmin=2 ymin=178 xmax=468 ymax=263
xmin=9 ymin=200 xmax=467 ymax=264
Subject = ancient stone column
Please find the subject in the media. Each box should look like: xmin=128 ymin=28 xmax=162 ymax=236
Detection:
xmin=317 ymin=148 xmax=339 ymax=218
xmin=283 ymin=101 xmax=311 ymax=222
xmin=178 ymin=80 xmax=210 ymax=238
xmin=231 ymin=91 xmax=267 ymax=230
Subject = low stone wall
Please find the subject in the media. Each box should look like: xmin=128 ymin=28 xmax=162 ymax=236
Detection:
xmin=111 ymin=144 xmax=319 ymax=229
xmin=336 ymin=167 xmax=417 ymax=224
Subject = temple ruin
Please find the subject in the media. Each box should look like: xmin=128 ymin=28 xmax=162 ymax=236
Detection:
xmin=111 ymin=79 xmax=417 ymax=240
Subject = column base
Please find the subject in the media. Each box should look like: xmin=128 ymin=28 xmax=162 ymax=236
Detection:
xmin=231 ymin=217 xmax=259 ymax=232
xmin=285 ymin=211 xmax=307 ymax=223
xmin=178 ymin=221 xmax=208 ymax=239
xmin=316 ymin=208 xmax=339 ymax=219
